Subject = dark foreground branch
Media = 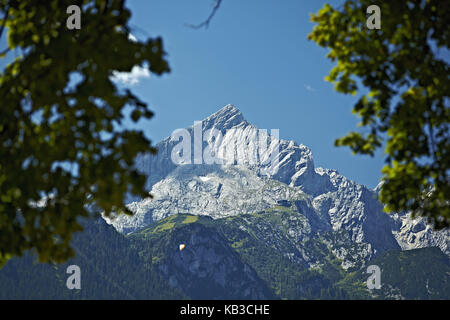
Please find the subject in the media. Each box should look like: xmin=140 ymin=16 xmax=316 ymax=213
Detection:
xmin=186 ymin=0 xmax=222 ymax=29
xmin=0 ymin=6 xmax=10 ymax=41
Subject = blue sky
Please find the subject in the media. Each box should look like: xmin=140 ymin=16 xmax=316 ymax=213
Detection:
xmin=0 ymin=0 xmax=386 ymax=189
xmin=123 ymin=0 xmax=385 ymax=188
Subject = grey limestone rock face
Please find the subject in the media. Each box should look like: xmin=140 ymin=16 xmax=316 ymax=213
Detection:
xmin=392 ymin=212 xmax=450 ymax=257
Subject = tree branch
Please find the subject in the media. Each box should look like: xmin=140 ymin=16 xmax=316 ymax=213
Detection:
xmin=0 ymin=47 xmax=9 ymax=56
xmin=425 ymin=95 xmax=437 ymax=158
xmin=186 ymin=0 xmax=222 ymax=29
xmin=0 ymin=5 xmax=10 ymax=42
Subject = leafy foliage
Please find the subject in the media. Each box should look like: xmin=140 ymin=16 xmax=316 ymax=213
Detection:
xmin=308 ymin=1 xmax=449 ymax=228
xmin=0 ymin=0 xmax=169 ymax=264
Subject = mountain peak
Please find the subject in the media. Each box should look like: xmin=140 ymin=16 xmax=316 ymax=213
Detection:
xmin=221 ymin=103 xmax=240 ymax=112
xmin=208 ymin=104 xmax=243 ymax=119
xmin=203 ymin=104 xmax=247 ymax=131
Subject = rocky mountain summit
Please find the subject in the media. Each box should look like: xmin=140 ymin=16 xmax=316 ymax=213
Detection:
xmin=106 ymin=104 xmax=449 ymax=267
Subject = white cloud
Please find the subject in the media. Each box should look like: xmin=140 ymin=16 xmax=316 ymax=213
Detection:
xmin=128 ymin=33 xmax=137 ymax=42
xmin=305 ymin=85 xmax=316 ymax=92
xmin=111 ymin=65 xmax=150 ymax=85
